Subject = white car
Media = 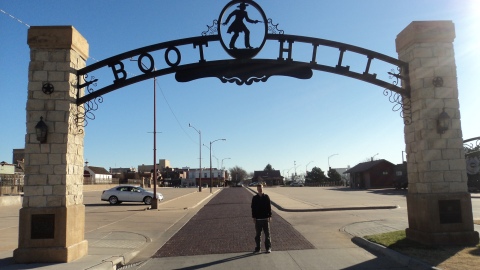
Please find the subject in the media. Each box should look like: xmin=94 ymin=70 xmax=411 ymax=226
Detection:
xmin=101 ymin=185 xmax=164 ymax=205
xmin=290 ymin=182 xmax=304 ymax=187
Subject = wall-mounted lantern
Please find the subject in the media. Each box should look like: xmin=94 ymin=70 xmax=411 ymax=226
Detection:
xmin=35 ymin=117 xmax=48 ymax=143
xmin=437 ymin=108 xmax=450 ymax=134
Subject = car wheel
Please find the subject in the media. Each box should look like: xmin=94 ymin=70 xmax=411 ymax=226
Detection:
xmin=144 ymin=196 xmax=152 ymax=205
xmin=109 ymin=196 xmax=118 ymax=205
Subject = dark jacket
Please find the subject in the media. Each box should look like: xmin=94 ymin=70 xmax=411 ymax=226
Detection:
xmin=251 ymin=194 xmax=272 ymax=219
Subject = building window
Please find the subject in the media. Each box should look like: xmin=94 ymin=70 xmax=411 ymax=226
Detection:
xmin=383 ymin=171 xmax=389 ymax=175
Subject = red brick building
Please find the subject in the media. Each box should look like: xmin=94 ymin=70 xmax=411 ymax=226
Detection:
xmin=344 ymin=159 xmax=395 ymax=189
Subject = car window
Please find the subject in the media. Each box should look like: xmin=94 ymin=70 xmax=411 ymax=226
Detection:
xmin=117 ymin=186 xmax=132 ymax=192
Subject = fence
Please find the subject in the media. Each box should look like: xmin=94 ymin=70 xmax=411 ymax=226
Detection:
xmin=83 ymin=177 xmax=119 ymax=185
xmin=0 ymin=174 xmax=24 ymax=196
xmin=305 ymin=181 xmax=343 ymax=187
xmin=1 ymin=175 xmax=123 ymax=196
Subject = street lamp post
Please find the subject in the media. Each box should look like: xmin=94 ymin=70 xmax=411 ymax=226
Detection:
xmin=293 ymin=161 xmax=301 ymax=179
xmin=213 ymin=155 xmax=219 ymax=169
xmin=221 ymin=157 xmax=231 ymax=170
xmin=189 ymin=123 xmax=202 ymax=192
xmin=221 ymin=157 xmax=231 ymax=187
xmin=306 ymin=161 xmax=314 ymax=174
xmin=371 ymin=153 xmax=379 ymax=161
xmin=206 ymin=139 xmax=226 ymax=193
xmin=151 ymin=74 xmax=159 ymax=209
xmin=286 ymin=166 xmax=294 ymax=182
xmin=328 ymin=154 xmax=339 ymax=169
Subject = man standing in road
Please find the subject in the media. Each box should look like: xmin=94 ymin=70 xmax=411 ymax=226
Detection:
xmin=251 ymin=183 xmax=272 ymax=253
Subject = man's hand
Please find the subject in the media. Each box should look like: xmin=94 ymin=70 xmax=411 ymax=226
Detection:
xmin=268 ymin=217 xmax=271 ymax=222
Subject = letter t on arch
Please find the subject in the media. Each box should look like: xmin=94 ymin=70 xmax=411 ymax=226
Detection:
xmin=194 ymin=41 xmax=208 ymax=63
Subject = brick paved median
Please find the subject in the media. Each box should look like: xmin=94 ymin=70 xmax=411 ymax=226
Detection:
xmin=154 ymin=187 xmax=314 ymax=257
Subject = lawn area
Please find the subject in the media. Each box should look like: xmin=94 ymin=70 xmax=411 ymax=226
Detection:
xmin=364 ymin=229 xmax=480 ymax=270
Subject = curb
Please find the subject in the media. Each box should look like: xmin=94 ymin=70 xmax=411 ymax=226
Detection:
xmin=246 ymin=186 xmax=399 ymax=212
xmin=87 ymin=252 xmax=139 ymax=270
xmin=271 ymin=201 xmax=398 ymax=212
xmin=104 ymin=189 xmax=222 ymax=269
xmin=351 ymin=236 xmax=440 ymax=270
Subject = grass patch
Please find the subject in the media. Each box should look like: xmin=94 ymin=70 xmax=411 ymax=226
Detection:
xmin=364 ymin=230 xmax=480 ymax=269
xmin=364 ymin=230 xmax=433 ymax=250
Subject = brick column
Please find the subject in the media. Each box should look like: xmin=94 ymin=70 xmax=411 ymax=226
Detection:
xmin=396 ymin=21 xmax=479 ymax=245
xmin=14 ymin=26 xmax=89 ymax=263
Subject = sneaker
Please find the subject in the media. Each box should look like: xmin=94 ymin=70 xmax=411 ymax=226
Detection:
xmin=266 ymin=248 xmax=271 ymax=253
xmin=253 ymin=248 xmax=260 ymax=254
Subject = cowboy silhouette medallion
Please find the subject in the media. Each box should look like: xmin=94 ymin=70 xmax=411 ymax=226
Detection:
xmin=219 ymin=1 xmax=268 ymax=59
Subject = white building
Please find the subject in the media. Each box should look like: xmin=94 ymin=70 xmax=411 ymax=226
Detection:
xmin=185 ymin=168 xmax=227 ymax=187
xmin=83 ymin=164 xmax=112 ymax=184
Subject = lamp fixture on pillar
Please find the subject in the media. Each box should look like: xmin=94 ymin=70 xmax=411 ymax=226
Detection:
xmin=432 ymin=76 xmax=444 ymax=87
xmin=35 ymin=117 xmax=48 ymax=143
xmin=437 ymin=108 xmax=450 ymax=134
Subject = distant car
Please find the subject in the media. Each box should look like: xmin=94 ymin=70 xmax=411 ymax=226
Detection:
xmin=101 ymin=185 xmax=164 ymax=205
xmin=393 ymin=178 xmax=408 ymax=189
xmin=290 ymin=182 xmax=304 ymax=187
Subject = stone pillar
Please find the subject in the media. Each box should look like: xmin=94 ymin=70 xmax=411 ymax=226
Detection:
xmin=396 ymin=21 xmax=479 ymax=245
xmin=14 ymin=26 xmax=89 ymax=263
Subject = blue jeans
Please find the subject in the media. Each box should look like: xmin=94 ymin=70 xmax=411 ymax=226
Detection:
xmin=255 ymin=219 xmax=271 ymax=250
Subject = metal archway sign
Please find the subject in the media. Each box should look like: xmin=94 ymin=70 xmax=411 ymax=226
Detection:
xmin=76 ymin=0 xmax=411 ymax=127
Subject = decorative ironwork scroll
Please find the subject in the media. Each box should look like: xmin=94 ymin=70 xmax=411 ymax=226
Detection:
xmin=385 ymin=67 xmax=412 ymax=125
xmin=201 ymin=20 xmax=218 ymax=36
xmin=76 ymin=74 xmax=100 ymax=129
xmin=267 ymin=19 xmax=284 ymax=34
xmin=464 ymin=137 xmax=480 ymax=154
xmin=464 ymin=136 xmax=480 ymax=192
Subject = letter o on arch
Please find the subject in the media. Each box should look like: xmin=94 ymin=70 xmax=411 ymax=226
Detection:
xmin=138 ymin=53 xmax=155 ymax=73
xmin=165 ymin=46 xmax=181 ymax=67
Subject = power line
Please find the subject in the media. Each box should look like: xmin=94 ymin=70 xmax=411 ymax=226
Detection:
xmin=155 ymin=79 xmax=197 ymax=145
xmin=0 ymin=9 xmax=30 ymax=28
xmin=0 ymin=10 xmax=106 ymax=65
xmin=1 ymin=11 xmax=194 ymax=146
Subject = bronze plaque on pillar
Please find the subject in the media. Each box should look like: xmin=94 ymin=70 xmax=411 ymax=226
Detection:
xmin=438 ymin=200 xmax=462 ymax=224
xmin=31 ymin=214 xmax=55 ymax=239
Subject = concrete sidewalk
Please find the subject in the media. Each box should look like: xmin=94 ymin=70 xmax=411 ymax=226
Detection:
xmin=0 ymin=189 xmax=222 ymax=270
xmin=0 ymin=187 xmax=476 ymax=269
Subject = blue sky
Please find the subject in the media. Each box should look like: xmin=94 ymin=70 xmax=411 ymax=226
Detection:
xmin=1 ymin=0 xmax=479 ymax=177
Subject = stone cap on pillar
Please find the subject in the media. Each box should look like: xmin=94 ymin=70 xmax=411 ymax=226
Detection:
xmin=396 ymin=21 xmax=455 ymax=53
xmin=27 ymin=26 xmax=89 ymax=60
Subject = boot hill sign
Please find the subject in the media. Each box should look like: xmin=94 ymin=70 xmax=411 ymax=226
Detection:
xmin=76 ymin=0 xmax=411 ymax=127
